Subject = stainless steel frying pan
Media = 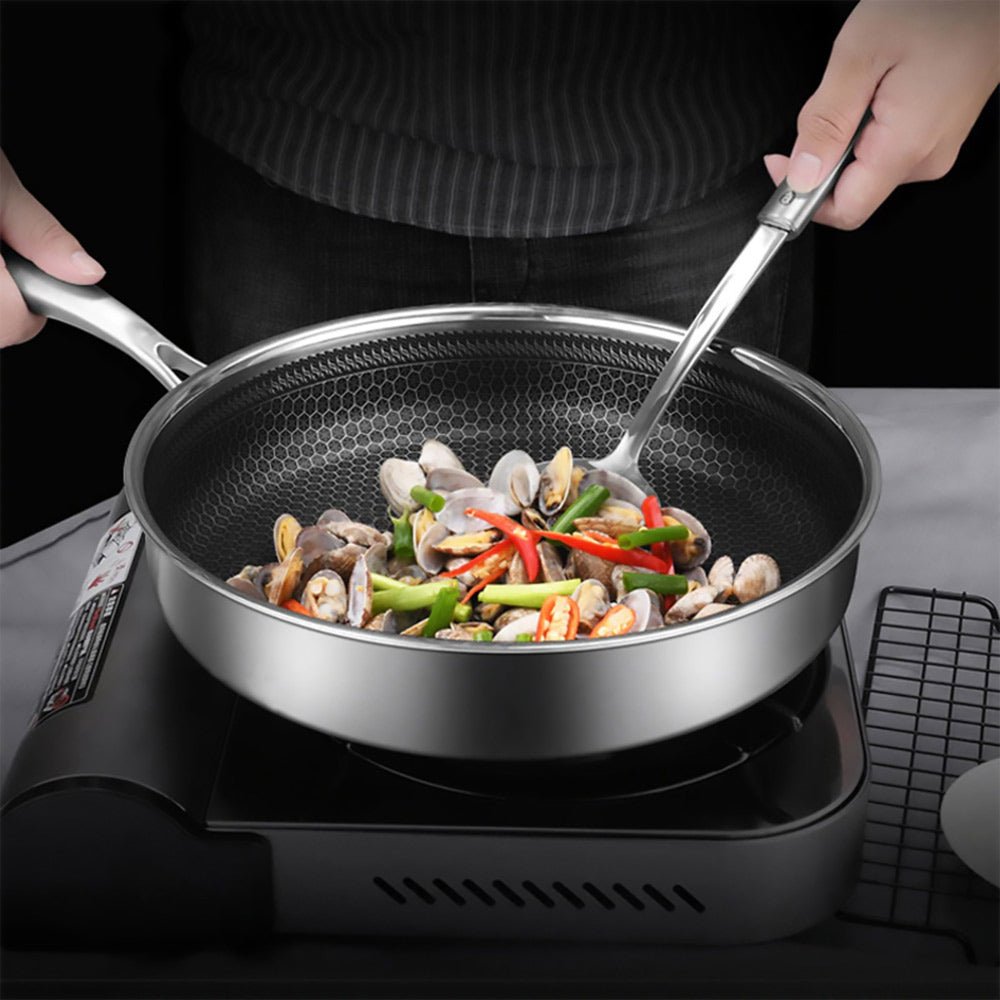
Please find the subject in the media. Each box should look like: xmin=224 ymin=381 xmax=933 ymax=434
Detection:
xmin=6 ymin=257 xmax=879 ymax=761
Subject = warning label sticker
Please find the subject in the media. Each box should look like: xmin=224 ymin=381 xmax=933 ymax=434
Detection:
xmin=33 ymin=512 xmax=143 ymax=726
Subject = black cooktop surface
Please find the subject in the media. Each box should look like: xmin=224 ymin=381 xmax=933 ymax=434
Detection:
xmin=208 ymin=626 xmax=866 ymax=835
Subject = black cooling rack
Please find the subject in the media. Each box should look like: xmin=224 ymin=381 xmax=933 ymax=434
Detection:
xmin=840 ymin=586 xmax=1000 ymax=964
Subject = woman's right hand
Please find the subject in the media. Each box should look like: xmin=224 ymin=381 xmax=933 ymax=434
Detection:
xmin=1 ymin=149 xmax=105 ymax=346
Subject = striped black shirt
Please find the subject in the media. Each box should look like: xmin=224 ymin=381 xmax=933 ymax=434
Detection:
xmin=182 ymin=1 xmax=819 ymax=238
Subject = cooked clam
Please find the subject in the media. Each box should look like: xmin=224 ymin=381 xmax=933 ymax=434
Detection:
xmin=226 ymin=565 xmax=265 ymax=601
xmin=571 ymin=579 xmax=610 ymax=633
xmin=537 ymin=446 xmax=573 ymax=515
xmin=610 ymin=564 xmax=630 ymax=602
xmin=537 ymin=540 xmax=567 ymax=583
xmin=301 ymin=570 xmax=348 ymax=622
xmin=494 ymin=611 xmax=541 ymax=642
xmin=692 ymin=602 xmax=734 ymax=621
xmin=296 ymin=524 xmax=347 ymax=580
xmin=621 ymin=588 xmax=664 ymax=631
xmin=273 ymin=514 xmax=302 ymax=562
xmin=365 ymin=610 xmax=399 ymax=633
xmin=416 ymin=521 xmax=451 ymax=574
xmin=707 ymin=555 xmax=735 ymax=599
xmin=573 ymin=516 xmax=640 ymax=538
xmin=435 ymin=622 xmax=494 ymax=641
xmin=733 ymin=554 xmax=781 ymax=603
xmin=265 ymin=547 xmax=304 ymax=605
xmin=326 ymin=519 xmax=392 ymax=548
xmin=379 ymin=458 xmax=426 ymax=515
xmin=662 ymin=507 xmax=711 ymax=570
xmin=567 ymin=547 xmax=616 ymax=591
xmin=346 ymin=556 xmax=373 ymax=628
xmin=432 ymin=529 xmax=501 ymax=556
xmin=664 ymin=583 xmax=720 ymax=623
xmin=489 ymin=450 xmax=537 ymax=514
xmin=419 ymin=438 xmax=465 ymax=473
xmin=426 ymin=467 xmax=483 ymax=492
xmin=685 ymin=566 xmax=709 ymax=589
xmin=437 ymin=487 xmax=511 ymax=533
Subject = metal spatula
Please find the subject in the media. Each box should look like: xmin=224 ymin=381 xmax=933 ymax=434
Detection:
xmin=582 ymin=112 xmax=872 ymax=498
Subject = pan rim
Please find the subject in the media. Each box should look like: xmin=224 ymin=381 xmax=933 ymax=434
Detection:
xmin=123 ymin=301 xmax=881 ymax=655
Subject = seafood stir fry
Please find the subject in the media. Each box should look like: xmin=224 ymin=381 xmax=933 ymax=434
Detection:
xmin=226 ymin=440 xmax=782 ymax=642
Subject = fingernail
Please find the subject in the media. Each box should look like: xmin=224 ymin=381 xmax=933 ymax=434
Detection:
xmin=786 ymin=151 xmax=823 ymax=193
xmin=70 ymin=249 xmax=105 ymax=278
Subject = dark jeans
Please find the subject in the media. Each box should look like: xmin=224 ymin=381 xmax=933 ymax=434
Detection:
xmin=184 ymin=132 xmax=814 ymax=369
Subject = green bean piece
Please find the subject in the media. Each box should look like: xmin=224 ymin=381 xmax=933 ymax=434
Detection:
xmin=452 ymin=602 xmax=473 ymax=623
xmin=390 ymin=512 xmax=416 ymax=562
xmin=621 ymin=572 xmax=690 ymax=596
xmin=371 ymin=572 xmax=407 ymax=591
xmin=410 ymin=485 xmax=446 ymax=513
xmin=423 ymin=587 xmax=460 ymax=636
xmin=477 ymin=579 xmax=581 ymax=608
xmin=617 ymin=525 xmax=690 ymax=550
xmin=548 ymin=485 xmax=611 ymax=536
xmin=473 ymin=630 xmax=494 ymax=642
xmin=515 ymin=633 xmax=534 ymax=643
xmin=371 ymin=580 xmax=458 ymax=615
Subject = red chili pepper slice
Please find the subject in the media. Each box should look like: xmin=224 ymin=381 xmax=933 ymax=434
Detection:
xmin=589 ymin=604 xmax=637 ymax=638
xmin=535 ymin=594 xmax=580 ymax=642
xmin=440 ymin=539 xmax=514 ymax=579
xmin=535 ymin=530 xmax=671 ymax=574
xmin=281 ymin=598 xmax=314 ymax=617
xmin=641 ymin=494 xmax=677 ymax=610
xmin=465 ymin=509 xmax=540 ymax=582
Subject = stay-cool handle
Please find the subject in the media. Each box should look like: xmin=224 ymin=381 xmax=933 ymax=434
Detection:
xmin=4 ymin=247 xmax=204 ymax=389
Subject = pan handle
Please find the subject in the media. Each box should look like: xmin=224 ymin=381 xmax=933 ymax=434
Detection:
xmin=3 ymin=248 xmax=204 ymax=390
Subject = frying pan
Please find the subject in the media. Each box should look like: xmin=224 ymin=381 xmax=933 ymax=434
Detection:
xmin=6 ymin=257 xmax=879 ymax=761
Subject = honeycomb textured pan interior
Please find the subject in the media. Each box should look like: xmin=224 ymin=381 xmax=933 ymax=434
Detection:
xmin=143 ymin=326 xmax=864 ymax=582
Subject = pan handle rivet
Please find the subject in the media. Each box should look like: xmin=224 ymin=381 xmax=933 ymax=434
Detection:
xmin=779 ymin=190 xmax=795 ymax=206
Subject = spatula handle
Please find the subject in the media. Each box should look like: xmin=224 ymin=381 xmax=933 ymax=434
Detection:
xmin=757 ymin=109 xmax=873 ymax=239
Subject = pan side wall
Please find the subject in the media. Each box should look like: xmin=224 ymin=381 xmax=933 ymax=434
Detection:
xmin=146 ymin=537 xmax=859 ymax=760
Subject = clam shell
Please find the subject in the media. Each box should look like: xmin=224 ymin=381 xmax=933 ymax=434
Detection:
xmin=379 ymin=458 xmax=426 ymax=514
xmin=410 ymin=507 xmax=436 ymax=547
xmin=325 ymin=543 xmax=367 ymax=583
xmin=621 ymin=588 xmax=664 ymax=631
xmin=538 ymin=446 xmax=573 ymax=515
xmin=365 ymin=610 xmax=399 ymax=633
xmin=419 ymin=438 xmax=466 ymax=473
xmin=489 ymin=450 xmax=536 ymax=515
xmin=506 ymin=552 xmax=529 ymax=586
xmin=317 ymin=508 xmax=351 ymax=528
xmin=494 ymin=607 xmax=536 ymax=630
xmin=537 ymin=540 xmax=567 ymax=583
xmin=296 ymin=525 xmax=346 ymax=580
xmin=733 ymin=554 xmax=781 ymax=603
xmin=432 ymin=529 xmax=501 ymax=556
xmin=567 ymin=548 xmax=616 ymax=591
xmin=665 ymin=584 xmax=720 ymax=623
xmin=327 ymin=519 xmax=392 ymax=548
xmin=273 ymin=514 xmax=302 ymax=562
xmin=346 ymin=556 xmax=373 ymax=628
xmin=663 ymin=507 xmax=712 ymax=570
xmin=364 ymin=541 xmax=390 ymax=575
xmin=301 ymin=569 xmax=348 ymax=622
xmin=425 ymin=467 xmax=483 ymax=492
xmin=692 ymin=602 xmax=734 ymax=621
xmin=493 ymin=611 xmax=541 ymax=642
xmin=265 ymin=547 xmax=305 ymax=605
xmin=510 ymin=463 xmax=541 ymax=509
xmin=685 ymin=566 xmax=709 ymax=588
xmin=707 ymin=555 xmax=734 ymax=599
xmin=610 ymin=564 xmax=629 ymax=602
xmin=437 ymin=488 xmax=511 ymax=533
xmin=580 ymin=469 xmax=647 ymax=508
xmin=573 ymin=516 xmax=640 ymax=538
xmin=416 ymin=522 xmax=451 ymax=574
xmin=571 ymin=579 xmax=610 ymax=633
xmin=226 ymin=566 xmax=266 ymax=602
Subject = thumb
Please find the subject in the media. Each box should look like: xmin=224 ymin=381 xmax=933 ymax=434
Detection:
xmin=1 ymin=151 xmax=105 ymax=284
xmin=786 ymin=40 xmax=884 ymax=193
